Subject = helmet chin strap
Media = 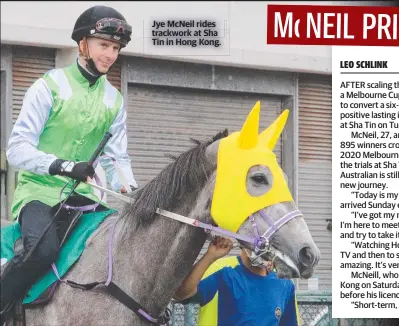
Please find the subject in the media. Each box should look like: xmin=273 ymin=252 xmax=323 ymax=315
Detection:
xmin=86 ymin=58 xmax=104 ymax=76
xmin=80 ymin=37 xmax=106 ymax=77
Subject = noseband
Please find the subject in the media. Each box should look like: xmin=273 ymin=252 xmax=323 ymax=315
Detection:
xmin=245 ymin=208 xmax=303 ymax=267
xmin=249 ymin=208 xmax=303 ymax=249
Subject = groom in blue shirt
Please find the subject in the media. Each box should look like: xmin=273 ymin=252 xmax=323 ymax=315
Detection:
xmin=174 ymin=236 xmax=300 ymax=326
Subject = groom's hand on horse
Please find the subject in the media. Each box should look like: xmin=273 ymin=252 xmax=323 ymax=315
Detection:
xmin=49 ymin=159 xmax=95 ymax=182
xmin=207 ymin=236 xmax=234 ymax=260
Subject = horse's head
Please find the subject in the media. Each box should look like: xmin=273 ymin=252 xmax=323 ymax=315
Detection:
xmin=203 ymin=101 xmax=320 ymax=279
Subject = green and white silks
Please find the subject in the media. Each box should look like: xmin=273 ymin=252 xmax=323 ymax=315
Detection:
xmin=7 ymin=60 xmax=138 ymax=220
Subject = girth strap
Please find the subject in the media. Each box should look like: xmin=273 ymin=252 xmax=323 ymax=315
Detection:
xmin=50 ymin=218 xmax=170 ymax=325
xmin=57 ymin=279 xmax=171 ymax=325
xmin=105 ymin=282 xmax=171 ymax=325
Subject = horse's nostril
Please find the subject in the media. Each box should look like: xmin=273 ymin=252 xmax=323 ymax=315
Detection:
xmin=298 ymin=246 xmax=315 ymax=267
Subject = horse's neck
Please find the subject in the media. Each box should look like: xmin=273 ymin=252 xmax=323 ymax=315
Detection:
xmin=110 ymin=211 xmax=207 ymax=319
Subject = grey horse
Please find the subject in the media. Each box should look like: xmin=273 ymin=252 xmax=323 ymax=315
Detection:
xmin=1 ymin=103 xmax=320 ymax=326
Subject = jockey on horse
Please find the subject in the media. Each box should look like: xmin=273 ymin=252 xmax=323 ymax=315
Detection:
xmin=0 ymin=5 xmax=137 ymax=319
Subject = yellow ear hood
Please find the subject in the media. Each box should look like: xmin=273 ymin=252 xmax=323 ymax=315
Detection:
xmin=210 ymin=103 xmax=293 ymax=233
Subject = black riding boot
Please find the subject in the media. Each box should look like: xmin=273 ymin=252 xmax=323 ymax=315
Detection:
xmin=0 ymin=201 xmax=60 ymax=316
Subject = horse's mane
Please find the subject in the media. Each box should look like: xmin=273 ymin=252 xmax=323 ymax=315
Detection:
xmin=120 ymin=129 xmax=228 ymax=232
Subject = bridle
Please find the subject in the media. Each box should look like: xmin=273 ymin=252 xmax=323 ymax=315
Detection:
xmin=155 ymin=207 xmax=303 ymax=264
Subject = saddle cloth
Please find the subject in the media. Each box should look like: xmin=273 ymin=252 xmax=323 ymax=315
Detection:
xmin=0 ymin=208 xmax=116 ymax=305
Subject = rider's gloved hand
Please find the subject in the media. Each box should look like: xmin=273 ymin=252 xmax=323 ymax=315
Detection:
xmin=49 ymin=159 xmax=95 ymax=182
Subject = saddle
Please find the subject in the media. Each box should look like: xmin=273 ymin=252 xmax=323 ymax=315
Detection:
xmin=0 ymin=195 xmax=116 ymax=324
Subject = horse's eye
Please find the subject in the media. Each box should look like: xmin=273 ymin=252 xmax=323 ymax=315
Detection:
xmin=251 ymin=174 xmax=268 ymax=185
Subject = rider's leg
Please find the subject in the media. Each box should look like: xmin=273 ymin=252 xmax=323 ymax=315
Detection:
xmin=0 ymin=200 xmax=60 ymax=313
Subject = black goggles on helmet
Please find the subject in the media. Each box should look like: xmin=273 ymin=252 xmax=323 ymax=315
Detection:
xmin=95 ymin=18 xmax=132 ymax=36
